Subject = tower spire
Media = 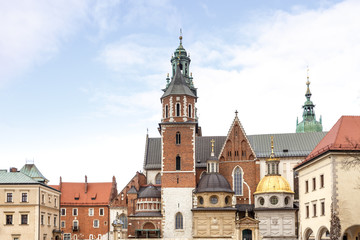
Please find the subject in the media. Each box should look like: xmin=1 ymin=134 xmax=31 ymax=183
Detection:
xmin=296 ymin=67 xmax=323 ymax=133
xmin=179 ymin=28 xmax=183 ymax=46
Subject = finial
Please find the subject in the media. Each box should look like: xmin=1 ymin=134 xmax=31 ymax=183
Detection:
xmin=270 ymin=136 xmax=275 ymax=158
xmin=211 ymin=139 xmax=215 ymax=155
xmin=179 ymin=28 xmax=183 ymax=44
xmin=307 ymin=65 xmax=309 ymax=80
xmin=190 ymin=72 xmax=192 ymax=77
xmin=235 ymin=110 xmax=238 ymax=116
xmin=167 ymin=73 xmax=169 ymax=77
xmin=147 ymin=128 xmax=149 ymax=135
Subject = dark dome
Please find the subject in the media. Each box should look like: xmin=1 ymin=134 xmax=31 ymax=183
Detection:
xmin=139 ymin=185 xmax=161 ymax=198
xmin=196 ymin=173 xmax=233 ymax=193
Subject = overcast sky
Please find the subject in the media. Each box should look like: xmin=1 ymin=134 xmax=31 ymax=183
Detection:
xmin=1 ymin=0 xmax=359 ymax=189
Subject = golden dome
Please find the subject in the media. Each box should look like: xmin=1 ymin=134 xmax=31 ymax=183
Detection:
xmin=254 ymin=175 xmax=294 ymax=194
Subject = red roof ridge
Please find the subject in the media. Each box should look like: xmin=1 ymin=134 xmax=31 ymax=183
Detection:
xmin=295 ymin=116 xmax=360 ymax=169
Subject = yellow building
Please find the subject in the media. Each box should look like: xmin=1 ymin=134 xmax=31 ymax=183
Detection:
xmin=0 ymin=164 xmax=61 ymax=240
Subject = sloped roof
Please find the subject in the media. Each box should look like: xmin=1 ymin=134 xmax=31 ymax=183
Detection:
xmin=196 ymin=173 xmax=233 ymax=193
xmin=20 ymin=164 xmax=48 ymax=183
xmin=143 ymin=132 xmax=327 ymax=170
xmin=162 ymin=64 xmax=196 ymax=98
xmin=296 ymin=116 xmax=360 ymax=169
xmin=138 ymin=185 xmax=161 ymax=198
xmin=0 ymin=171 xmax=40 ymax=184
xmin=58 ymin=182 xmax=114 ymax=205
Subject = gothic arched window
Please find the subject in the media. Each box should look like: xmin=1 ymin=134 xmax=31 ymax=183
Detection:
xmin=155 ymin=173 xmax=161 ymax=185
xmin=176 ymin=103 xmax=180 ymax=117
xmin=120 ymin=214 xmax=128 ymax=228
xmin=233 ymin=167 xmax=243 ymax=195
xmin=175 ymin=212 xmax=183 ymax=229
xmin=176 ymin=155 xmax=181 ymax=170
xmin=176 ymin=132 xmax=181 ymax=145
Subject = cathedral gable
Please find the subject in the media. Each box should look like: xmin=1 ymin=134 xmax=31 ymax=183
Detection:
xmin=219 ymin=115 xmax=256 ymax=162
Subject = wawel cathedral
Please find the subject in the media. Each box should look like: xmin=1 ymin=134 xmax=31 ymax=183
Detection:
xmin=109 ymin=34 xmax=327 ymax=240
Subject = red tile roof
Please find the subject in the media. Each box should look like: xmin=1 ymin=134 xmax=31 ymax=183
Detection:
xmin=55 ymin=182 xmax=114 ymax=205
xmin=296 ymin=116 xmax=360 ymax=169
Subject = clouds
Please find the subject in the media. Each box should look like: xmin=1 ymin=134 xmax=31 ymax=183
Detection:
xmin=0 ymin=0 xmax=90 ymax=85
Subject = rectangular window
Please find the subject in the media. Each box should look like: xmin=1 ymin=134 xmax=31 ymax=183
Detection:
xmin=73 ymin=208 xmax=78 ymax=216
xmin=321 ymin=202 xmax=325 ymax=216
xmin=22 ymin=193 xmax=28 ymax=202
xmin=61 ymin=208 xmax=66 ymax=216
xmin=313 ymin=203 xmax=317 ymax=217
xmin=176 ymin=156 xmax=181 ymax=170
xmin=320 ymin=174 xmax=324 ymax=188
xmin=41 ymin=215 xmax=44 ymax=225
xmin=61 ymin=221 xmax=65 ymax=228
xmin=6 ymin=215 xmax=13 ymax=225
xmin=89 ymin=208 xmax=94 ymax=216
xmin=73 ymin=221 xmax=78 ymax=231
xmin=99 ymin=208 xmax=104 ymax=216
xmin=93 ymin=219 xmax=99 ymax=228
xmin=306 ymin=205 xmax=309 ymax=218
xmin=41 ymin=194 xmax=45 ymax=204
xmin=305 ymin=180 xmax=309 ymax=193
xmin=54 ymin=197 xmax=57 ymax=207
xmin=64 ymin=233 xmax=71 ymax=240
xmin=313 ymin=177 xmax=316 ymax=191
xmin=7 ymin=193 xmax=13 ymax=202
xmin=48 ymin=215 xmax=51 ymax=225
xmin=21 ymin=214 xmax=28 ymax=224
xmin=54 ymin=216 xmax=57 ymax=227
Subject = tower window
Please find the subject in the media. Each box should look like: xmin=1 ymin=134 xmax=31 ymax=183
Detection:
xmin=165 ymin=105 xmax=169 ymax=118
xmin=188 ymin=104 xmax=192 ymax=118
xmin=176 ymin=132 xmax=181 ymax=145
xmin=233 ymin=167 xmax=243 ymax=195
xmin=176 ymin=103 xmax=180 ymax=117
xmin=175 ymin=212 xmax=183 ymax=229
xmin=176 ymin=155 xmax=181 ymax=170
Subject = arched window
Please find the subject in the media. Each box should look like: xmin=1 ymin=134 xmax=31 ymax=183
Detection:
xmin=233 ymin=167 xmax=243 ymax=195
xmin=175 ymin=212 xmax=183 ymax=229
xmin=176 ymin=155 xmax=181 ymax=170
xmin=165 ymin=105 xmax=168 ymax=118
xmin=188 ymin=104 xmax=192 ymax=118
xmin=176 ymin=132 xmax=181 ymax=145
xmin=176 ymin=103 xmax=180 ymax=117
xmin=89 ymin=234 xmax=93 ymax=240
xmin=119 ymin=214 xmax=127 ymax=228
xmin=155 ymin=173 xmax=161 ymax=185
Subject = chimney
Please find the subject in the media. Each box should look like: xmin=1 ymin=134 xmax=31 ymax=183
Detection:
xmin=59 ymin=176 xmax=62 ymax=191
xmin=10 ymin=167 xmax=17 ymax=172
xmin=85 ymin=175 xmax=88 ymax=193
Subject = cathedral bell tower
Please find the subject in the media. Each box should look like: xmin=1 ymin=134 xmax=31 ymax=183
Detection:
xmin=159 ymin=32 xmax=198 ymax=239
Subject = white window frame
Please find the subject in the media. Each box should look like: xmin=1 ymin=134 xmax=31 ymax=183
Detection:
xmin=89 ymin=208 xmax=94 ymax=216
xmin=99 ymin=208 xmax=104 ymax=216
xmin=6 ymin=192 xmax=13 ymax=203
xmin=61 ymin=208 xmax=66 ymax=216
xmin=93 ymin=219 xmax=99 ymax=228
xmin=73 ymin=208 xmax=78 ymax=216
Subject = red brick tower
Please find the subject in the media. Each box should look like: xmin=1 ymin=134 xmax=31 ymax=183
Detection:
xmin=159 ymin=33 xmax=199 ymax=238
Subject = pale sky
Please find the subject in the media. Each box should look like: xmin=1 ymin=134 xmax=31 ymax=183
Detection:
xmin=1 ymin=0 xmax=359 ymax=189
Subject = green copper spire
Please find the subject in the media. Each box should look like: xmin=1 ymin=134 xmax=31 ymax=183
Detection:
xmin=296 ymin=69 xmax=323 ymax=133
xmin=163 ymin=30 xmax=197 ymax=96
